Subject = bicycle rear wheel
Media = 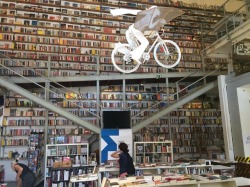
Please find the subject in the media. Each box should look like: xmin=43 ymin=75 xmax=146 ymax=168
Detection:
xmin=154 ymin=40 xmax=181 ymax=69
xmin=111 ymin=43 xmax=140 ymax=74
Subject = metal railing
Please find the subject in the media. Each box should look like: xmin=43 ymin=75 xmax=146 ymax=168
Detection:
xmin=198 ymin=0 xmax=248 ymax=52
xmin=0 ymin=51 xmax=228 ymax=129
xmin=129 ymin=62 xmax=226 ymax=126
xmin=0 ymin=53 xmax=101 ymax=120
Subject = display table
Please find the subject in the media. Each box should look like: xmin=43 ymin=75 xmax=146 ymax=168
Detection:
xmin=98 ymin=164 xmax=214 ymax=186
xmin=107 ymin=178 xmax=237 ymax=187
xmin=98 ymin=165 xmax=187 ymax=181
xmin=198 ymin=179 xmax=237 ymax=187
xmin=233 ymin=177 xmax=250 ymax=187
xmin=98 ymin=166 xmax=119 ymax=186
xmin=136 ymin=165 xmax=187 ymax=175
xmin=185 ymin=165 xmax=213 ymax=175
xmin=211 ymin=160 xmax=238 ymax=167
xmin=212 ymin=165 xmax=235 ymax=170
xmin=212 ymin=165 xmax=235 ymax=176
xmin=69 ymin=174 xmax=98 ymax=187
xmin=99 ymin=164 xmax=211 ymax=175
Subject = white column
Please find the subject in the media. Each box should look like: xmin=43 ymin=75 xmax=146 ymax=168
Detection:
xmin=218 ymin=75 xmax=234 ymax=160
xmin=237 ymin=85 xmax=250 ymax=156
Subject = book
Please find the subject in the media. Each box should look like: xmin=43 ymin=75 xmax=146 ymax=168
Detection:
xmin=110 ymin=182 xmax=119 ymax=187
xmin=56 ymin=136 xmax=65 ymax=144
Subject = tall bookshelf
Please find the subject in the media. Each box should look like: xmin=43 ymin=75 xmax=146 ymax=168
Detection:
xmin=0 ymin=0 xmax=226 ymax=77
xmin=0 ymin=92 xmax=44 ymax=159
xmin=0 ymin=0 xmax=228 ymax=167
xmin=45 ymin=143 xmax=89 ymax=187
xmin=170 ymin=98 xmax=223 ymax=160
xmin=28 ymin=132 xmax=44 ymax=177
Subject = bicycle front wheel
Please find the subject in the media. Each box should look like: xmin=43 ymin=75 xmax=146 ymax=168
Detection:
xmin=111 ymin=44 xmax=140 ymax=74
xmin=154 ymin=40 xmax=181 ymax=69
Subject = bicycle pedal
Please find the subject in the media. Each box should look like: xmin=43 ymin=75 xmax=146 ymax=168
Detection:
xmin=142 ymin=53 xmax=150 ymax=60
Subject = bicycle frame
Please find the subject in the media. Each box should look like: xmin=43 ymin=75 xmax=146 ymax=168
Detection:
xmin=111 ymin=29 xmax=181 ymax=73
xmin=136 ymin=31 xmax=165 ymax=64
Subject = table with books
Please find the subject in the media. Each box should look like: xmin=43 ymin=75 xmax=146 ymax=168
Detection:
xmin=98 ymin=163 xmax=213 ymax=186
xmin=107 ymin=174 xmax=237 ymax=187
xmin=69 ymin=173 xmax=98 ymax=187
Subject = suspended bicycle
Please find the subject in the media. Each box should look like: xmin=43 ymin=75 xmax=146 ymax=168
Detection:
xmin=110 ymin=7 xmax=184 ymax=74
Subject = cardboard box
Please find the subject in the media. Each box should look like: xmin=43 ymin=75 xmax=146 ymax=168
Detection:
xmin=62 ymin=160 xmax=72 ymax=167
xmin=53 ymin=161 xmax=62 ymax=168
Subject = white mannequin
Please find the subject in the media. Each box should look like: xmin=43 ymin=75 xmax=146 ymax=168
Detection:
xmin=110 ymin=7 xmax=157 ymax=63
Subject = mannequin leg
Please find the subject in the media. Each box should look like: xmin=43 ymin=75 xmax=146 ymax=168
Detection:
xmin=130 ymin=27 xmax=149 ymax=63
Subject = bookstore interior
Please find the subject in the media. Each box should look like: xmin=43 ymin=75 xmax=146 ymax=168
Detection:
xmin=0 ymin=0 xmax=250 ymax=187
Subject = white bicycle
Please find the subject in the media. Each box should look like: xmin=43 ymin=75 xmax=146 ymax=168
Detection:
xmin=111 ymin=31 xmax=181 ymax=74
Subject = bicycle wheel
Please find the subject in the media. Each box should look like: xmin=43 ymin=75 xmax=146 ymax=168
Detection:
xmin=154 ymin=40 xmax=181 ymax=69
xmin=111 ymin=43 xmax=140 ymax=74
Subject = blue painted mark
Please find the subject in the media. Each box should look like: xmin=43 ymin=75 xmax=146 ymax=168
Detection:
xmin=101 ymin=129 xmax=119 ymax=163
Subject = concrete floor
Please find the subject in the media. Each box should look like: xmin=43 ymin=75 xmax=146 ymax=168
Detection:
xmin=5 ymin=181 xmax=44 ymax=187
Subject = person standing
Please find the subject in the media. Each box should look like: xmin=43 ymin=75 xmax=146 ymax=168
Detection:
xmin=11 ymin=159 xmax=36 ymax=187
xmin=111 ymin=142 xmax=135 ymax=178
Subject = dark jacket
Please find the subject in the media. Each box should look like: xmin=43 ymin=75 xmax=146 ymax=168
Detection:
xmin=119 ymin=152 xmax=129 ymax=174
xmin=119 ymin=152 xmax=135 ymax=175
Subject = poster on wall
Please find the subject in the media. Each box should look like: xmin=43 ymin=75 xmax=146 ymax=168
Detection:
xmin=100 ymin=129 xmax=133 ymax=164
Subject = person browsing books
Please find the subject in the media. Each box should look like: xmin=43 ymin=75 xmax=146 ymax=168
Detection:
xmin=11 ymin=158 xmax=36 ymax=187
xmin=111 ymin=142 xmax=135 ymax=178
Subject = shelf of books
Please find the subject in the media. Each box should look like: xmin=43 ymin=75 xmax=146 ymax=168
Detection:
xmin=0 ymin=0 xmax=227 ymax=77
xmin=28 ymin=132 xmax=44 ymax=177
xmin=0 ymin=0 xmax=229 ymax=171
xmin=1 ymin=91 xmax=45 ymax=158
xmin=131 ymin=91 xmax=224 ymax=161
xmin=0 ymin=78 xmax=224 ymax=161
xmin=45 ymin=143 xmax=89 ymax=187
xmin=134 ymin=141 xmax=173 ymax=165
xmin=170 ymin=98 xmax=223 ymax=160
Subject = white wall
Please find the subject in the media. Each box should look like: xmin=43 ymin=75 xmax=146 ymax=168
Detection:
xmin=224 ymin=72 xmax=250 ymax=157
xmin=237 ymin=86 xmax=250 ymax=156
xmin=1 ymin=159 xmax=28 ymax=182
